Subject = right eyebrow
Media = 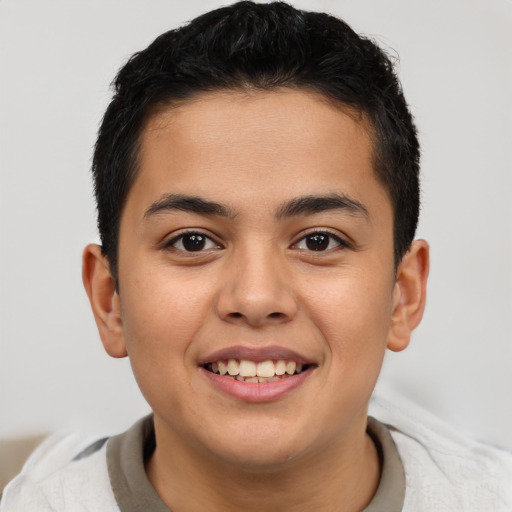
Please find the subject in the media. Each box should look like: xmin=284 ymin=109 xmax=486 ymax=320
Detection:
xmin=143 ymin=194 xmax=234 ymax=220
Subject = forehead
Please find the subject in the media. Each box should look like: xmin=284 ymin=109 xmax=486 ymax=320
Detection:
xmin=144 ymin=89 xmax=371 ymax=156
xmin=128 ymin=88 xmax=390 ymax=221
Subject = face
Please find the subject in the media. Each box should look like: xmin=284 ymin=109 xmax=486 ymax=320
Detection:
xmin=114 ymin=89 xmax=401 ymax=468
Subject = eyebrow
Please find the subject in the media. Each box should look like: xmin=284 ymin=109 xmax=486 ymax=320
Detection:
xmin=143 ymin=192 xmax=368 ymax=221
xmin=144 ymin=194 xmax=233 ymax=219
xmin=276 ymin=194 xmax=369 ymax=220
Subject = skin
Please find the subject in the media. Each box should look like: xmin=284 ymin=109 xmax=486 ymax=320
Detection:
xmin=83 ymin=89 xmax=429 ymax=512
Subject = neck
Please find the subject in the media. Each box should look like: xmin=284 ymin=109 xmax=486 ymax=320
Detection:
xmin=146 ymin=414 xmax=380 ymax=512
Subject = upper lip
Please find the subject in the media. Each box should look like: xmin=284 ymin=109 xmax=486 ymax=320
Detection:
xmin=198 ymin=345 xmax=315 ymax=366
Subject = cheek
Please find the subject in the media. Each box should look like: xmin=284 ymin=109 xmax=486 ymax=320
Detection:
xmin=304 ymin=268 xmax=394 ymax=364
xmin=117 ymin=268 xmax=214 ymax=416
xmin=118 ymin=263 xmax=215 ymax=363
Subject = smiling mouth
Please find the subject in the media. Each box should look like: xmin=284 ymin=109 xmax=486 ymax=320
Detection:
xmin=203 ymin=359 xmax=312 ymax=383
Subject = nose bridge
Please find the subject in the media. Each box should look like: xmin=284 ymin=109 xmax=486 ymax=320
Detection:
xmin=216 ymin=240 xmax=297 ymax=326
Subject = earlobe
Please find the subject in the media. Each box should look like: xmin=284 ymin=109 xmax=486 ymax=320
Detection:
xmin=387 ymin=239 xmax=430 ymax=352
xmin=82 ymin=244 xmax=128 ymax=358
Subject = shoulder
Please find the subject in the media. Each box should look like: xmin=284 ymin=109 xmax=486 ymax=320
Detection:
xmin=0 ymin=430 xmax=119 ymax=512
xmin=370 ymin=392 xmax=512 ymax=511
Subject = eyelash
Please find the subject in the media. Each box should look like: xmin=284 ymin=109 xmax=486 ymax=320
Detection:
xmin=164 ymin=229 xmax=350 ymax=254
xmin=292 ymin=230 xmax=351 ymax=252
xmin=164 ymin=230 xmax=222 ymax=253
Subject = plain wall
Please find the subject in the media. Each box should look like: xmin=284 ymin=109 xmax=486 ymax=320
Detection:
xmin=1 ymin=0 xmax=511 ymax=449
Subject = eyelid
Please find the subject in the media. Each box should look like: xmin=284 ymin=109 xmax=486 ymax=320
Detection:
xmin=291 ymin=228 xmax=352 ymax=251
xmin=160 ymin=228 xmax=351 ymax=253
xmin=162 ymin=229 xmax=223 ymax=251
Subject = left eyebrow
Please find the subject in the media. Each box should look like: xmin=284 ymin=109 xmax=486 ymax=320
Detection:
xmin=276 ymin=194 xmax=369 ymax=220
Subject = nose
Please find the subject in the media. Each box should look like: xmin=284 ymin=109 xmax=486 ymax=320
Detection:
xmin=215 ymin=247 xmax=298 ymax=327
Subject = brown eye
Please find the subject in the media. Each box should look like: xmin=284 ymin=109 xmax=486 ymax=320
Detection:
xmin=295 ymin=232 xmax=345 ymax=252
xmin=169 ymin=232 xmax=218 ymax=252
xmin=183 ymin=234 xmax=206 ymax=251
xmin=305 ymin=233 xmax=329 ymax=251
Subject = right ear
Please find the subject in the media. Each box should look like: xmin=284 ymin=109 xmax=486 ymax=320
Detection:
xmin=82 ymin=244 xmax=127 ymax=358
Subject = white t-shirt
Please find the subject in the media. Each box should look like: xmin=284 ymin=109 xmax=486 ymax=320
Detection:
xmin=2 ymin=394 xmax=511 ymax=511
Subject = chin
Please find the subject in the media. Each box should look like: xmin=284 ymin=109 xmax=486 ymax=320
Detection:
xmin=200 ymin=422 xmax=315 ymax=471
xmin=215 ymin=444 xmax=302 ymax=472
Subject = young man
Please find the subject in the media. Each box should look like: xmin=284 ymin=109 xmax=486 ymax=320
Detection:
xmin=2 ymin=2 xmax=511 ymax=511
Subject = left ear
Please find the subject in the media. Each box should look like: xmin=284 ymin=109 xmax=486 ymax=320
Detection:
xmin=387 ymin=239 xmax=430 ymax=352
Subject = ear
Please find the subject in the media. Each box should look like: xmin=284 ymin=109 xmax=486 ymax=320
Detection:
xmin=387 ymin=239 xmax=430 ymax=352
xmin=82 ymin=244 xmax=127 ymax=358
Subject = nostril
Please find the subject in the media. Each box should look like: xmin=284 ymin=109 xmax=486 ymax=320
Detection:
xmin=229 ymin=312 xmax=243 ymax=318
xmin=268 ymin=312 xmax=284 ymax=318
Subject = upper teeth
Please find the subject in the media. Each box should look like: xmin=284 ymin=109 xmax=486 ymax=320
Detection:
xmin=211 ymin=359 xmax=303 ymax=378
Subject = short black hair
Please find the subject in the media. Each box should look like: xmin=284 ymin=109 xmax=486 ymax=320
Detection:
xmin=93 ymin=0 xmax=420 ymax=283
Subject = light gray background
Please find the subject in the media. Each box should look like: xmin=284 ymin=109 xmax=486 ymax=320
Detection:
xmin=1 ymin=0 xmax=511 ymax=449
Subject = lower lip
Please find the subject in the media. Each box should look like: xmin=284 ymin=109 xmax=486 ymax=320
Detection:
xmin=200 ymin=367 xmax=313 ymax=403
